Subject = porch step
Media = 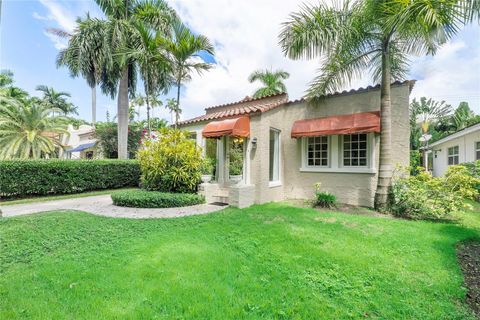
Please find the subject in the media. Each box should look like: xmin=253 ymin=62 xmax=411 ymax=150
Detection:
xmin=212 ymin=188 xmax=229 ymax=204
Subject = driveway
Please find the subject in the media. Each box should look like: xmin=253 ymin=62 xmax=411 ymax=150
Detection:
xmin=0 ymin=195 xmax=226 ymax=219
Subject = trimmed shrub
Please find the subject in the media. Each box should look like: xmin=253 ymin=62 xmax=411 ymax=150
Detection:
xmin=111 ymin=189 xmax=204 ymax=208
xmin=138 ymin=128 xmax=204 ymax=193
xmin=0 ymin=160 xmax=140 ymax=198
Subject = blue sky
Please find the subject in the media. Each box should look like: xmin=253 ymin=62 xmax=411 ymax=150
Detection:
xmin=1 ymin=0 xmax=479 ymax=124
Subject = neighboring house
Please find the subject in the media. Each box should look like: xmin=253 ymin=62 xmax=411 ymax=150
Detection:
xmin=429 ymin=123 xmax=480 ymax=177
xmin=61 ymin=125 xmax=99 ymax=159
xmin=179 ymin=81 xmax=414 ymax=208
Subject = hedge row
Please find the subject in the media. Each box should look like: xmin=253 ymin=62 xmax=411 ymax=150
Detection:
xmin=111 ymin=189 xmax=205 ymax=208
xmin=0 ymin=160 xmax=140 ymax=198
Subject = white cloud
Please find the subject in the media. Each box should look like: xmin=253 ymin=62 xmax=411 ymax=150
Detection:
xmin=171 ymin=0 xmax=480 ymax=120
xmin=410 ymin=38 xmax=480 ymax=112
xmin=43 ymin=31 xmax=68 ymax=50
xmin=38 ymin=0 xmax=76 ymax=33
xmin=170 ymin=0 xmax=327 ymax=120
xmin=32 ymin=12 xmax=50 ymax=21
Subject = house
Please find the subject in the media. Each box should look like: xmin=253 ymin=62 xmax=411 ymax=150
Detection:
xmin=61 ymin=124 xmax=99 ymax=159
xmin=429 ymin=123 xmax=480 ymax=176
xmin=179 ymin=81 xmax=414 ymax=208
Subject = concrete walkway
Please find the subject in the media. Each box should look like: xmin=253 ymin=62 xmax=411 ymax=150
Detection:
xmin=0 ymin=195 xmax=227 ymax=219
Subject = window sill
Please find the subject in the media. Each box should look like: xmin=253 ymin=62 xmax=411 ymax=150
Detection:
xmin=299 ymin=167 xmax=376 ymax=174
xmin=268 ymin=181 xmax=282 ymax=188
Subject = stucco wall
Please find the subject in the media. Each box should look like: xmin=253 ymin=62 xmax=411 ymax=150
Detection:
xmin=181 ymin=83 xmax=411 ymax=207
xmin=431 ymin=129 xmax=480 ymax=176
xmin=249 ymin=83 xmax=410 ymax=207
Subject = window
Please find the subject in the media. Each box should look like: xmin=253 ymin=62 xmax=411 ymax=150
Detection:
xmin=447 ymin=145 xmax=459 ymax=165
xmin=188 ymin=132 xmax=197 ymax=141
xmin=476 ymin=142 xmax=480 ymax=160
xmin=306 ymin=136 xmax=328 ymax=167
xmin=343 ymin=133 xmax=367 ymax=166
xmin=269 ymin=129 xmax=280 ymax=182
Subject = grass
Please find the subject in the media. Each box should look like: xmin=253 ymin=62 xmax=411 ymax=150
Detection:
xmin=0 ymin=188 xmax=137 ymax=206
xmin=1 ymin=203 xmax=479 ymax=319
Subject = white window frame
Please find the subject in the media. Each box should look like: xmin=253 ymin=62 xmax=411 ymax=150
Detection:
xmin=269 ymin=128 xmax=282 ymax=187
xmin=304 ymin=135 xmax=330 ymax=168
xmin=476 ymin=141 xmax=480 ymax=160
xmin=300 ymin=133 xmax=376 ymax=174
xmin=447 ymin=145 xmax=459 ymax=165
xmin=340 ymin=133 xmax=369 ymax=168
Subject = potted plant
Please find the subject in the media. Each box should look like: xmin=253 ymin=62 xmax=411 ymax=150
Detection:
xmin=201 ymin=158 xmax=215 ymax=183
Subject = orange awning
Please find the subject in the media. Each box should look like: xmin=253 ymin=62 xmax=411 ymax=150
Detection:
xmin=291 ymin=111 xmax=380 ymax=138
xmin=202 ymin=117 xmax=250 ymax=138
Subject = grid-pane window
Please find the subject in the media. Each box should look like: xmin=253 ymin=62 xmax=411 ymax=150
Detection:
xmin=447 ymin=146 xmax=459 ymax=165
xmin=269 ymin=129 xmax=280 ymax=182
xmin=306 ymin=136 xmax=328 ymax=167
xmin=476 ymin=142 xmax=480 ymax=160
xmin=343 ymin=134 xmax=368 ymax=166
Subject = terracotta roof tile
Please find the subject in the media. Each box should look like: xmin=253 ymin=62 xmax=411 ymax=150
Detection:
xmin=178 ymin=80 xmax=415 ymax=126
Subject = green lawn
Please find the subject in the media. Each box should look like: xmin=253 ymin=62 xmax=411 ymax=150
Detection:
xmin=0 ymin=188 xmax=137 ymax=206
xmin=1 ymin=203 xmax=479 ymax=319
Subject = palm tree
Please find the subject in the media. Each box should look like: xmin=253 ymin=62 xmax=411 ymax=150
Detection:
xmin=162 ymin=22 xmax=214 ymax=128
xmin=248 ymin=69 xmax=290 ymax=98
xmin=54 ymin=16 xmax=107 ymax=126
xmin=0 ymin=70 xmax=14 ymax=87
xmin=452 ymin=102 xmax=475 ymax=131
xmin=279 ymin=0 xmax=477 ymax=209
xmin=0 ymin=96 xmax=67 ymax=159
xmin=36 ymin=85 xmax=78 ymax=116
xmin=93 ymin=0 xmax=177 ymax=158
xmin=165 ymin=98 xmax=178 ymax=125
xmin=123 ymin=23 xmax=172 ymax=136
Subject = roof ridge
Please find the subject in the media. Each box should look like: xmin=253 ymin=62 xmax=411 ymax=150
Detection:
xmin=204 ymin=92 xmax=288 ymax=111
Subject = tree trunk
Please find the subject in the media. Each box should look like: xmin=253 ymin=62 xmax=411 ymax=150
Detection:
xmin=91 ymin=86 xmax=96 ymax=126
xmin=117 ymin=68 xmax=129 ymax=159
xmin=175 ymin=79 xmax=181 ymax=129
xmin=145 ymin=79 xmax=151 ymax=137
xmin=374 ymin=47 xmax=393 ymax=210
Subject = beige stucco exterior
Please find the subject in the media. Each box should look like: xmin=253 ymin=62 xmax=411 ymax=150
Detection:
xmin=182 ymin=82 xmax=411 ymax=207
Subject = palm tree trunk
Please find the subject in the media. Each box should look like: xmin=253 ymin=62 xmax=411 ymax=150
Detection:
xmin=117 ymin=68 xmax=129 ymax=159
xmin=145 ymin=79 xmax=151 ymax=137
xmin=175 ymin=79 xmax=181 ymax=129
xmin=91 ymin=86 xmax=96 ymax=126
xmin=374 ymin=46 xmax=393 ymax=210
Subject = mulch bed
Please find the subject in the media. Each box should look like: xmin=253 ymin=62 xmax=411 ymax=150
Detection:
xmin=457 ymin=241 xmax=480 ymax=319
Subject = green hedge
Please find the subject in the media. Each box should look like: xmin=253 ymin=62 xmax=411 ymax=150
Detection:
xmin=111 ymin=189 xmax=205 ymax=208
xmin=0 ymin=160 xmax=140 ymax=198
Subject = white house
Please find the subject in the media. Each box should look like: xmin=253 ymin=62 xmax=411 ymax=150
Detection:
xmin=429 ymin=123 xmax=480 ymax=176
xmin=61 ymin=125 xmax=99 ymax=159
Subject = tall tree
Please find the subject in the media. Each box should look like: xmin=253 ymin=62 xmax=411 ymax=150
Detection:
xmin=124 ymin=23 xmax=172 ymax=136
xmin=279 ymin=0 xmax=477 ymax=209
xmin=165 ymin=98 xmax=178 ymax=125
xmin=0 ymin=95 xmax=67 ymax=159
xmin=162 ymin=22 xmax=214 ymax=128
xmin=248 ymin=69 xmax=290 ymax=98
xmin=90 ymin=0 xmax=177 ymax=158
xmin=452 ymin=101 xmax=475 ymax=130
xmin=36 ymin=85 xmax=78 ymax=116
xmin=54 ymin=16 xmax=107 ymax=126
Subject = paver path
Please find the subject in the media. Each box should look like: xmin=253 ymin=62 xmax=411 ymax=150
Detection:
xmin=0 ymin=195 xmax=226 ymax=219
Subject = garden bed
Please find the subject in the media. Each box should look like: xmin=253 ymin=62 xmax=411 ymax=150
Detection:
xmin=457 ymin=241 xmax=480 ymax=318
xmin=111 ymin=189 xmax=204 ymax=208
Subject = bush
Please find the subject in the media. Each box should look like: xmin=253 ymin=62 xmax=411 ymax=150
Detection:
xmin=138 ymin=128 xmax=204 ymax=193
xmin=111 ymin=189 xmax=204 ymax=208
xmin=460 ymin=160 xmax=480 ymax=197
xmin=444 ymin=165 xmax=480 ymax=200
xmin=313 ymin=183 xmax=337 ymax=208
xmin=390 ymin=167 xmax=479 ymax=220
xmin=0 ymin=160 xmax=140 ymax=198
